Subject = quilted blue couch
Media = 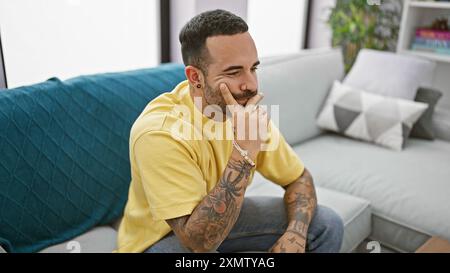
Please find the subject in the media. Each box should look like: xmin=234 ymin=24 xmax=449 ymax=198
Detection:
xmin=0 ymin=64 xmax=186 ymax=252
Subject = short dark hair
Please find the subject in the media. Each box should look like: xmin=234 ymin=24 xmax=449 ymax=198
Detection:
xmin=179 ymin=9 xmax=248 ymax=73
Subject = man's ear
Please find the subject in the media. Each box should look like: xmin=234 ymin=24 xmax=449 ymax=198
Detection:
xmin=185 ymin=66 xmax=205 ymax=88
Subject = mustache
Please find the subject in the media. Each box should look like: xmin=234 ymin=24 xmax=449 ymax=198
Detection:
xmin=233 ymin=90 xmax=258 ymax=100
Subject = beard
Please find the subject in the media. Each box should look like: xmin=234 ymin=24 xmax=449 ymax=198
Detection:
xmin=204 ymin=82 xmax=257 ymax=114
xmin=204 ymin=83 xmax=227 ymax=115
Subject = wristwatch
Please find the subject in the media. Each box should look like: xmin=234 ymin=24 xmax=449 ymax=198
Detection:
xmin=232 ymin=140 xmax=256 ymax=168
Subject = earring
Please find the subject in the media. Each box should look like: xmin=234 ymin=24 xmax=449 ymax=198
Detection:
xmin=196 ymin=84 xmax=201 ymax=88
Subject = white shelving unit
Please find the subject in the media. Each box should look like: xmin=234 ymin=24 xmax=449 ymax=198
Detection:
xmin=397 ymin=0 xmax=450 ymax=63
xmin=409 ymin=0 xmax=450 ymax=8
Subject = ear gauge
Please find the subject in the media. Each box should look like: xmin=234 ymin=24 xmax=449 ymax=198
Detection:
xmin=196 ymin=84 xmax=202 ymax=89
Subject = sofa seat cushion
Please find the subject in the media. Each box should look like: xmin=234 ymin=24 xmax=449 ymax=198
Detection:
xmin=39 ymin=226 xmax=117 ymax=253
xmin=293 ymin=133 xmax=450 ymax=251
xmin=246 ymin=176 xmax=371 ymax=253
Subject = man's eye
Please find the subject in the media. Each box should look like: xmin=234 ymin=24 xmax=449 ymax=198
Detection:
xmin=227 ymin=72 xmax=239 ymax=76
xmin=251 ymin=67 xmax=258 ymax=72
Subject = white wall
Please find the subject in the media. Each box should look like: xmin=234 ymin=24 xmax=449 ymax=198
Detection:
xmin=0 ymin=0 xmax=160 ymax=88
xmin=196 ymin=0 xmax=247 ymax=18
xmin=170 ymin=0 xmax=308 ymax=62
xmin=247 ymin=0 xmax=308 ymax=57
xmin=170 ymin=0 xmax=248 ymax=64
xmin=307 ymin=0 xmax=336 ymax=48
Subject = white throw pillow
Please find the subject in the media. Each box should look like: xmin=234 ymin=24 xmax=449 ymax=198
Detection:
xmin=317 ymin=81 xmax=428 ymax=150
xmin=343 ymin=49 xmax=436 ymax=100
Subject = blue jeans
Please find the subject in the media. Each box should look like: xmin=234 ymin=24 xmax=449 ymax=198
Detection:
xmin=145 ymin=196 xmax=344 ymax=253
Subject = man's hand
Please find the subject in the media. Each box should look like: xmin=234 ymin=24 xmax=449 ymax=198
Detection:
xmin=220 ymin=83 xmax=268 ymax=161
xmin=269 ymin=229 xmax=307 ymax=253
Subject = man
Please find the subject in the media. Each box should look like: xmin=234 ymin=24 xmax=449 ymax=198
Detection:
xmin=117 ymin=9 xmax=343 ymax=253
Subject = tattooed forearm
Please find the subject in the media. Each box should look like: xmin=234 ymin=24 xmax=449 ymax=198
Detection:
xmin=270 ymin=168 xmax=317 ymax=253
xmin=166 ymin=150 xmax=253 ymax=252
xmin=270 ymin=169 xmax=317 ymax=253
xmin=285 ymin=168 xmax=317 ymax=236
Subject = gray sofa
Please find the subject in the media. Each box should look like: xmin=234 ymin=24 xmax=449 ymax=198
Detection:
xmin=246 ymin=48 xmax=450 ymax=253
xmin=32 ymin=48 xmax=449 ymax=253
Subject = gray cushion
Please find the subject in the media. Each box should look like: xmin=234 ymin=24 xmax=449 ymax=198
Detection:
xmin=411 ymin=87 xmax=443 ymax=140
xmin=39 ymin=226 xmax=117 ymax=253
xmin=433 ymin=108 xmax=450 ymax=142
xmin=293 ymin=134 xmax=450 ymax=250
xmin=246 ymin=173 xmax=372 ymax=253
xmin=343 ymin=49 xmax=436 ymax=100
xmin=259 ymin=48 xmax=345 ymax=145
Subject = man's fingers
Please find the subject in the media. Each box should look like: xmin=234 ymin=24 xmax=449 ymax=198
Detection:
xmin=220 ymin=83 xmax=239 ymax=106
xmin=245 ymin=93 xmax=264 ymax=113
xmin=247 ymin=92 xmax=264 ymax=106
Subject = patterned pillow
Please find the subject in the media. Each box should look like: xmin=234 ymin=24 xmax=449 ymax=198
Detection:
xmin=317 ymin=81 xmax=428 ymax=150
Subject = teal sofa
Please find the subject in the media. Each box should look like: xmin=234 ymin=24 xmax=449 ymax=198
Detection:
xmin=0 ymin=64 xmax=186 ymax=252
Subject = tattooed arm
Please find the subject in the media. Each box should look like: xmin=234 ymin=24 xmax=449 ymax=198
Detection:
xmin=165 ymin=148 xmax=254 ymax=253
xmin=270 ymin=168 xmax=317 ymax=253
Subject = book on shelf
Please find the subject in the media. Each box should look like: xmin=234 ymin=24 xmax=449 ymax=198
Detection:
xmin=414 ymin=37 xmax=450 ymax=48
xmin=416 ymin=28 xmax=450 ymax=40
xmin=412 ymin=27 xmax=450 ymax=55
xmin=411 ymin=44 xmax=450 ymax=55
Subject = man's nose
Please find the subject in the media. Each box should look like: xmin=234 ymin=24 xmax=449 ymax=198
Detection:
xmin=240 ymin=73 xmax=257 ymax=93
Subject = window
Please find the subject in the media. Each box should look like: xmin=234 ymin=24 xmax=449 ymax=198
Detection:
xmin=0 ymin=0 xmax=160 ymax=88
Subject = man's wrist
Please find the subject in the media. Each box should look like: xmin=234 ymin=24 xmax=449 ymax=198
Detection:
xmin=234 ymin=143 xmax=259 ymax=161
xmin=286 ymin=227 xmax=307 ymax=237
xmin=232 ymin=141 xmax=257 ymax=167
xmin=287 ymin=221 xmax=309 ymax=238
xmin=286 ymin=229 xmax=307 ymax=242
xmin=230 ymin=148 xmax=254 ymax=168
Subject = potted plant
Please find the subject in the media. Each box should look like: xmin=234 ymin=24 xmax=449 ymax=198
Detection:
xmin=328 ymin=0 xmax=403 ymax=72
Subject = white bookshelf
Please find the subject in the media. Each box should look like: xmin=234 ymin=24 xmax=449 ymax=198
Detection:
xmin=409 ymin=1 xmax=450 ymax=9
xmin=397 ymin=0 xmax=450 ymax=63
xmin=401 ymin=49 xmax=450 ymax=62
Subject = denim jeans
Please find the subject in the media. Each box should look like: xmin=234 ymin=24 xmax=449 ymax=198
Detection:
xmin=145 ymin=196 xmax=344 ymax=253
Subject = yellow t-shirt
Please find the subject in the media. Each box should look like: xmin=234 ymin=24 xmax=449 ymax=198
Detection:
xmin=116 ymin=80 xmax=304 ymax=252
